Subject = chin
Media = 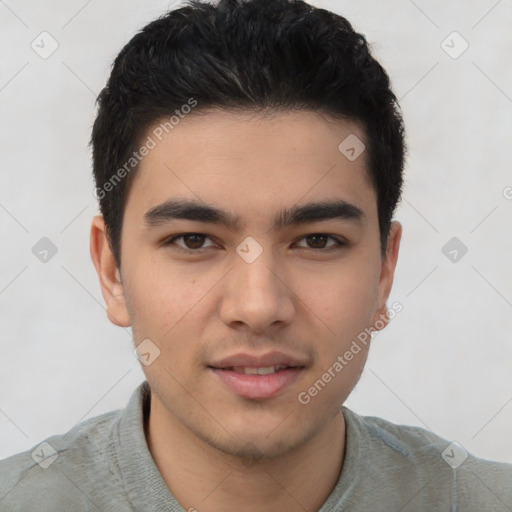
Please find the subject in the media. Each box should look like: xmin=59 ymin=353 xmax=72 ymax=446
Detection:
xmin=201 ymin=418 xmax=318 ymax=464
xmin=214 ymin=435 xmax=298 ymax=463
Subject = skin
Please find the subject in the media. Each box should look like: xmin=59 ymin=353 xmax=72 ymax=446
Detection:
xmin=90 ymin=109 xmax=401 ymax=512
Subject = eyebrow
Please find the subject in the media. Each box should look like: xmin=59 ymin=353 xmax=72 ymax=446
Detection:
xmin=143 ymin=198 xmax=364 ymax=232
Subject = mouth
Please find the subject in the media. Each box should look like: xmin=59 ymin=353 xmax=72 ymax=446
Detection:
xmin=207 ymin=364 xmax=306 ymax=399
xmin=218 ymin=364 xmax=298 ymax=375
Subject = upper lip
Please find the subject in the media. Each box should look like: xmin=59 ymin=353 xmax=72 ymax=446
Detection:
xmin=208 ymin=351 xmax=307 ymax=369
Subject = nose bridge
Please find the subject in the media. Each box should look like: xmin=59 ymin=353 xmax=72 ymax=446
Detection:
xmin=233 ymin=236 xmax=281 ymax=297
xmin=221 ymin=236 xmax=295 ymax=330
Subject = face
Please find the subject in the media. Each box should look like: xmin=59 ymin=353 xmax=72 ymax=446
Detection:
xmin=91 ymin=109 xmax=401 ymax=460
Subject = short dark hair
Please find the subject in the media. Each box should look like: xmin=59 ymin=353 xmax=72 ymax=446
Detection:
xmin=91 ymin=0 xmax=406 ymax=269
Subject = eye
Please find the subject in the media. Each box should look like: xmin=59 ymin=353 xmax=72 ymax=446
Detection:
xmin=163 ymin=232 xmax=346 ymax=253
xmin=163 ymin=233 xmax=217 ymax=252
xmin=294 ymin=234 xmax=346 ymax=251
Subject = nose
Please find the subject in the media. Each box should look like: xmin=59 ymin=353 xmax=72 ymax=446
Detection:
xmin=219 ymin=245 xmax=295 ymax=334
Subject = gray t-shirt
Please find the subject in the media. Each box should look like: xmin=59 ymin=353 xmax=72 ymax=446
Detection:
xmin=1 ymin=380 xmax=511 ymax=511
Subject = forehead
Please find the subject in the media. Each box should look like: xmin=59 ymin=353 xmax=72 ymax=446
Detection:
xmin=124 ymin=109 xmax=376 ymax=227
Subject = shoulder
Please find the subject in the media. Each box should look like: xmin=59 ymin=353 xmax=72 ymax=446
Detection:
xmin=342 ymin=407 xmax=512 ymax=509
xmin=0 ymin=409 xmax=126 ymax=511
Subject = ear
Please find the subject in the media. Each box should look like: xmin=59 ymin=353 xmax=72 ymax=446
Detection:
xmin=89 ymin=215 xmax=131 ymax=327
xmin=372 ymin=221 xmax=402 ymax=331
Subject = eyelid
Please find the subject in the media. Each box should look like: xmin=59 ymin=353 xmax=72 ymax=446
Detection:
xmin=163 ymin=232 xmax=348 ymax=252
xmin=293 ymin=234 xmax=346 ymax=249
xmin=163 ymin=233 xmax=218 ymax=251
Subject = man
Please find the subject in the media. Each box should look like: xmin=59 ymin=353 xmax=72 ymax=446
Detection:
xmin=1 ymin=0 xmax=510 ymax=510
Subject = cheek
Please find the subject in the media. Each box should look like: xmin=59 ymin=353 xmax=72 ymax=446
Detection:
xmin=302 ymin=263 xmax=379 ymax=330
xmin=126 ymin=257 xmax=208 ymax=332
xmin=292 ymin=262 xmax=380 ymax=378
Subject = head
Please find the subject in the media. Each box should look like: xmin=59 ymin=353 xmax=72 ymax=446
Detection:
xmin=90 ymin=0 xmax=405 ymax=462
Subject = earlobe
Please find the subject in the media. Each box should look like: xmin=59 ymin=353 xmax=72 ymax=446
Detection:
xmin=89 ymin=215 xmax=131 ymax=327
xmin=372 ymin=221 xmax=402 ymax=331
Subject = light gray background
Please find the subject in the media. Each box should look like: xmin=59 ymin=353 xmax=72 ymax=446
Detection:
xmin=1 ymin=0 xmax=511 ymax=463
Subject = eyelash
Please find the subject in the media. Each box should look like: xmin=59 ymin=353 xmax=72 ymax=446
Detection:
xmin=162 ymin=233 xmax=347 ymax=254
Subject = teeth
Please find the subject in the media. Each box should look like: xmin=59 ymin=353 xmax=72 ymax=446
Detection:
xmin=232 ymin=365 xmax=288 ymax=375
xmin=256 ymin=366 xmax=277 ymax=375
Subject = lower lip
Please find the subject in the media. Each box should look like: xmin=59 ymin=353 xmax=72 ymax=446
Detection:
xmin=209 ymin=367 xmax=304 ymax=399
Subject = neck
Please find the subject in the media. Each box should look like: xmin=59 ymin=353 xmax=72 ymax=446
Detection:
xmin=145 ymin=393 xmax=346 ymax=512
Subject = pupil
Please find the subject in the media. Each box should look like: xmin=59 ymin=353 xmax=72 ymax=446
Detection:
xmin=308 ymin=235 xmax=326 ymax=248
xmin=185 ymin=234 xmax=204 ymax=249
